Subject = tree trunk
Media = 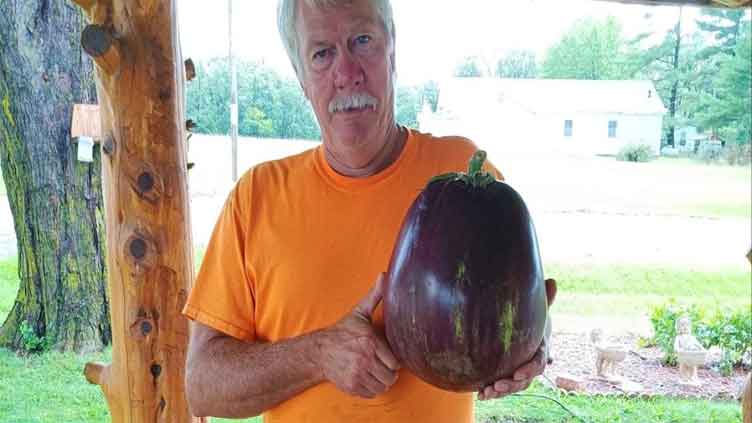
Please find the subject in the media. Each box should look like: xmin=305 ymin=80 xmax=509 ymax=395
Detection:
xmin=73 ymin=0 xmax=201 ymax=421
xmin=0 ymin=0 xmax=110 ymax=353
xmin=666 ymin=7 xmax=683 ymax=148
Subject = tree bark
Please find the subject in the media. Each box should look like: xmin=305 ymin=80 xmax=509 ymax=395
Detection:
xmin=73 ymin=0 xmax=201 ymax=421
xmin=0 ymin=0 xmax=110 ymax=353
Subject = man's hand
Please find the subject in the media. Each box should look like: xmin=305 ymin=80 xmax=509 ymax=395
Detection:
xmin=317 ymin=273 xmax=400 ymax=399
xmin=478 ymin=278 xmax=558 ymax=401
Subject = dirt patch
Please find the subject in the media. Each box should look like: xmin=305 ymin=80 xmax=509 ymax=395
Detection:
xmin=545 ymin=332 xmax=747 ymax=400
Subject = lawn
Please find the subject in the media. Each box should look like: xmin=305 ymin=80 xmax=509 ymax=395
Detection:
xmin=491 ymin=151 xmax=752 ymax=220
xmin=0 ymin=171 xmax=5 ymax=195
xmin=543 ymin=261 xmax=751 ymax=318
xmin=0 ymin=255 xmax=746 ymax=422
xmin=0 ymin=346 xmax=741 ymax=422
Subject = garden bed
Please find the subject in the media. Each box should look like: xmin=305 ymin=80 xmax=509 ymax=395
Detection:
xmin=545 ymin=332 xmax=747 ymax=400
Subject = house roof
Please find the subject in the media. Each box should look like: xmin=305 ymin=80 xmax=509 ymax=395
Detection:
xmin=437 ymin=78 xmax=667 ymax=116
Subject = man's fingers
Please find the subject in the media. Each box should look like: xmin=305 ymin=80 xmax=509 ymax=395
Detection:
xmin=354 ymin=273 xmax=385 ymax=319
xmin=358 ymin=373 xmax=387 ymax=398
xmin=512 ymin=345 xmax=546 ymax=381
xmin=373 ymin=336 xmax=400 ymax=371
xmin=368 ymin=360 xmax=398 ymax=387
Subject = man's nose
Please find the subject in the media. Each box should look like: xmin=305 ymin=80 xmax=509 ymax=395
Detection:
xmin=334 ymin=49 xmax=364 ymax=89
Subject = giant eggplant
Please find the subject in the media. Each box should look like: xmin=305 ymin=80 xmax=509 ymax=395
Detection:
xmin=383 ymin=150 xmax=548 ymax=392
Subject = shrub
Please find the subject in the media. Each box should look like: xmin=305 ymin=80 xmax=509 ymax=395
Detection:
xmin=697 ymin=309 xmax=752 ymax=375
xmin=722 ymin=143 xmax=752 ymax=166
xmin=649 ymin=302 xmax=707 ymax=366
xmin=19 ymin=320 xmax=48 ymax=353
xmin=617 ymin=144 xmax=655 ymax=162
xmin=649 ymin=301 xmax=752 ymax=375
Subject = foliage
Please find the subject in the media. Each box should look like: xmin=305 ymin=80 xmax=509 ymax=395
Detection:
xmin=648 ymin=302 xmax=706 ymax=366
xmin=395 ymin=85 xmax=422 ymax=128
xmin=186 ymin=58 xmax=430 ymax=138
xmin=420 ymin=80 xmax=440 ymax=113
xmin=696 ymin=9 xmax=750 ymax=58
xmin=722 ymin=143 xmax=752 ymax=166
xmin=696 ymin=308 xmax=752 ymax=375
xmin=495 ymin=50 xmax=537 ymax=79
xmin=649 ymin=301 xmax=752 ymax=374
xmin=186 ymin=58 xmax=320 ymax=139
xmin=19 ymin=320 xmax=47 ymax=353
xmin=616 ymin=144 xmax=655 ymax=162
xmin=454 ymin=55 xmax=485 ymax=77
xmin=693 ymin=27 xmax=752 ymax=145
xmin=541 ymin=17 xmax=629 ymax=80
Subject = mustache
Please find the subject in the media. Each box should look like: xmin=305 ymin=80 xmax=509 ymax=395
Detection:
xmin=328 ymin=93 xmax=379 ymax=113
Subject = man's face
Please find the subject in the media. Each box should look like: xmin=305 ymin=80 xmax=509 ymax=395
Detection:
xmin=296 ymin=0 xmax=395 ymax=166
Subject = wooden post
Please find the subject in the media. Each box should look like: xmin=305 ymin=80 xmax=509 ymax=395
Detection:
xmin=73 ymin=0 xmax=201 ymax=421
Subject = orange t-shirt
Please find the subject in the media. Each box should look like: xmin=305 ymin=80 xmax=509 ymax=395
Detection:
xmin=183 ymin=129 xmax=502 ymax=423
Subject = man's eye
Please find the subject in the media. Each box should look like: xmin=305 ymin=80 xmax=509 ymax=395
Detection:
xmin=355 ymin=35 xmax=371 ymax=45
xmin=313 ymin=49 xmax=329 ymax=61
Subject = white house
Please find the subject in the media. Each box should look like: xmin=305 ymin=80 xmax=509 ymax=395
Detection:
xmin=673 ymin=126 xmax=710 ymax=153
xmin=419 ymin=78 xmax=667 ymax=156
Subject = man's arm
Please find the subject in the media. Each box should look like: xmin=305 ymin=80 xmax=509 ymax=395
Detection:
xmin=185 ymin=274 xmax=399 ymax=418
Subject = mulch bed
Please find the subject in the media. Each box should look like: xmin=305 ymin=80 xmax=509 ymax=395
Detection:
xmin=544 ymin=332 xmax=747 ymax=400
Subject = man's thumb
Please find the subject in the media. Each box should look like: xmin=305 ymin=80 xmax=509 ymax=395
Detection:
xmin=354 ymin=273 xmax=385 ymax=319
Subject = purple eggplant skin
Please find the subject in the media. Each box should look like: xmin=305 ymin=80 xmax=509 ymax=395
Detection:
xmin=383 ymin=176 xmax=547 ymax=392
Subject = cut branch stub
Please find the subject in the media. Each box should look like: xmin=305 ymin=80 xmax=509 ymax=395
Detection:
xmin=102 ymin=136 xmax=116 ymax=156
xmin=184 ymin=58 xmax=196 ymax=81
xmin=81 ymin=24 xmax=121 ymax=75
xmin=123 ymin=230 xmax=158 ymax=273
xmin=84 ymin=361 xmax=110 ymax=386
xmin=129 ymin=166 xmax=164 ymax=204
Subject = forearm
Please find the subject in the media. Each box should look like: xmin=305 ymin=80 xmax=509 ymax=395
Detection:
xmin=186 ymin=329 xmax=325 ymax=418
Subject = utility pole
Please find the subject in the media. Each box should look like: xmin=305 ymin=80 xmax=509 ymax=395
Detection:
xmin=229 ymin=0 xmax=238 ymax=181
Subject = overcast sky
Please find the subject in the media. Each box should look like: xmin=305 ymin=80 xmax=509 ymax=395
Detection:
xmin=177 ymin=0 xmax=714 ymax=84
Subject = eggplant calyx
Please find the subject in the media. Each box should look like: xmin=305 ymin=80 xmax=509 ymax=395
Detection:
xmin=428 ymin=150 xmax=495 ymax=189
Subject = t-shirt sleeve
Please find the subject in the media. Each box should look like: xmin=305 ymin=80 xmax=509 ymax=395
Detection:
xmin=183 ymin=178 xmax=256 ymax=342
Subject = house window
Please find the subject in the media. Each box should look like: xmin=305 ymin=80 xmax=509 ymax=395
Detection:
xmin=679 ymin=131 xmax=687 ymax=146
xmin=608 ymin=120 xmax=618 ymax=138
xmin=564 ymin=120 xmax=573 ymax=137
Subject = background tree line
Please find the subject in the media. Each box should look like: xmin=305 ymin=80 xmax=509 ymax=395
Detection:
xmin=454 ymin=9 xmax=751 ymax=148
xmin=185 ymin=59 xmax=439 ymax=140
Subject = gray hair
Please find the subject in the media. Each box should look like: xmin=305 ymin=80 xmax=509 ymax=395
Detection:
xmin=277 ymin=0 xmax=396 ymax=78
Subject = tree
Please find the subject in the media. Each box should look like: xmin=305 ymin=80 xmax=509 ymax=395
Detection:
xmin=186 ymin=58 xmax=320 ymax=140
xmin=542 ymin=17 xmax=628 ymax=80
xmin=0 ymin=0 xmax=110 ymax=352
xmin=696 ymin=9 xmax=749 ymax=58
xmin=627 ymin=8 xmax=687 ymax=147
xmin=695 ymin=28 xmax=752 ymax=144
xmin=454 ymin=56 xmax=484 ymax=77
xmin=495 ymin=50 xmax=538 ymax=79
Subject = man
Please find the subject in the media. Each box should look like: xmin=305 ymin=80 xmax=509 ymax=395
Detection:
xmin=183 ymin=0 xmax=556 ymax=421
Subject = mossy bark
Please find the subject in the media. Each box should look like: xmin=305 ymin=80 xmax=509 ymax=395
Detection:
xmin=0 ymin=0 xmax=110 ymax=353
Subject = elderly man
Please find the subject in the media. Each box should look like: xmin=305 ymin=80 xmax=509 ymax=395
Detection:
xmin=183 ymin=0 xmax=555 ymax=421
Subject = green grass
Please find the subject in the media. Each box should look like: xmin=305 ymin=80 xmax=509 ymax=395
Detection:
xmin=0 ymin=256 xmax=17 ymax=323
xmin=0 ymin=352 xmax=739 ymax=423
xmin=475 ymin=381 xmax=741 ymax=423
xmin=544 ymin=262 xmax=751 ymax=318
xmin=0 ymin=347 xmax=113 ymax=422
xmin=0 ymin=171 xmax=5 ymax=196
xmin=0 ymin=255 xmax=746 ymax=422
